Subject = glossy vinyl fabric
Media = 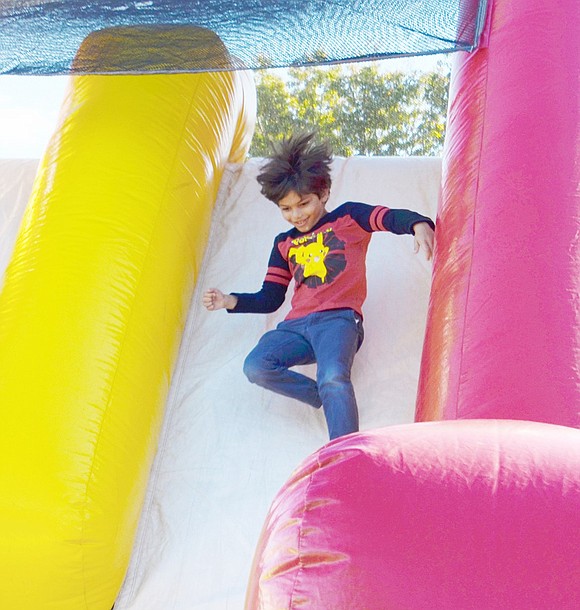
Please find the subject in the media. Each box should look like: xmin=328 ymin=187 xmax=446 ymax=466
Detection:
xmin=415 ymin=0 xmax=579 ymax=424
xmin=245 ymin=421 xmax=580 ymax=609
xmin=0 ymin=28 xmax=255 ymax=610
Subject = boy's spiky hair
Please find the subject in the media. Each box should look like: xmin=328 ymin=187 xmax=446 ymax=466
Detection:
xmin=256 ymin=132 xmax=333 ymax=204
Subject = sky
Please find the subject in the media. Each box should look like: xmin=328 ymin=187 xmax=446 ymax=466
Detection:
xmin=0 ymin=55 xmax=449 ymax=159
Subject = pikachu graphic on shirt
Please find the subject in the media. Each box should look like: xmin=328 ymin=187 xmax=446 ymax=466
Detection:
xmin=289 ymin=232 xmax=329 ymax=283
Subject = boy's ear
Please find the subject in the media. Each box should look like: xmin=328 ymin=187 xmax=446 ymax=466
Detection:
xmin=320 ymin=188 xmax=330 ymax=205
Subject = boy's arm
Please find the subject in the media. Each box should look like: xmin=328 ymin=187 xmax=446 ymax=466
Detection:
xmin=229 ymin=281 xmax=287 ymax=313
xmin=202 ymin=279 xmax=287 ymax=314
xmin=344 ymin=202 xmax=435 ymax=260
xmin=376 ymin=207 xmax=435 ymax=235
xmin=203 ymin=235 xmax=291 ymax=314
xmin=345 ymin=201 xmax=435 ymax=235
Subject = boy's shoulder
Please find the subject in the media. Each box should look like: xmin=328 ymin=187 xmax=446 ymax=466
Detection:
xmin=325 ymin=201 xmax=379 ymax=225
xmin=271 ymin=202 xmax=376 ymax=244
xmin=327 ymin=201 xmax=367 ymax=218
xmin=316 ymin=201 xmax=376 ymax=225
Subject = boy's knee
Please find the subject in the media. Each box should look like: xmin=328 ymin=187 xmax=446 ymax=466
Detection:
xmin=317 ymin=367 xmax=352 ymax=393
xmin=243 ymin=355 xmax=258 ymax=383
xmin=243 ymin=353 xmax=270 ymax=385
xmin=319 ymin=366 xmax=349 ymax=384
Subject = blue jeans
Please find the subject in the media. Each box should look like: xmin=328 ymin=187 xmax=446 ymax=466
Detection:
xmin=243 ymin=309 xmax=364 ymax=440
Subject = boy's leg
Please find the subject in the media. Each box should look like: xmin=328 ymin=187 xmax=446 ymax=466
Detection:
xmin=243 ymin=323 xmax=321 ymax=408
xmin=307 ymin=310 xmax=364 ymax=440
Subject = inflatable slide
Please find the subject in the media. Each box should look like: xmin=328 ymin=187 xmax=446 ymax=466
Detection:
xmin=0 ymin=0 xmax=578 ymax=608
xmin=0 ymin=150 xmax=441 ymax=610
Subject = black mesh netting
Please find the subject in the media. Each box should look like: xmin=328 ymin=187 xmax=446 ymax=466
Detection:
xmin=0 ymin=0 xmax=488 ymax=75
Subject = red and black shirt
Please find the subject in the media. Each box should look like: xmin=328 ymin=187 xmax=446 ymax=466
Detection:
xmin=230 ymin=202 xmax=434 ymax=320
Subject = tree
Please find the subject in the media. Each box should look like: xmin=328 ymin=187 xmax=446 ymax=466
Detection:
xmin=250 ymin=71 xmax=296 ymax=154
xmin=249 ymin=61 xmax=450 ymax=157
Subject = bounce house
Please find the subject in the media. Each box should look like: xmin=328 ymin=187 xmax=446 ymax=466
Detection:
xmin=0 ymin=0 xmax=578 ymax=608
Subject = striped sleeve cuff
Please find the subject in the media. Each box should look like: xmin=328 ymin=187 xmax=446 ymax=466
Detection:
xmin=265 ymin=266 xmax=291 ymax=286
xmin=369 ymin=206 xmax=390 ymax=231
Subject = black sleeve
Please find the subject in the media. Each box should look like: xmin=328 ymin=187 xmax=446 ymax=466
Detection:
xmin=381 ymin=209 xmax=435 ymax=234
xmin=227 ymin=234 xmax=290 ymax=314
xmin=343 ymin=201 xmax=435 ymax=235
xmin=229 ymin=281 xmax=288 ymax=314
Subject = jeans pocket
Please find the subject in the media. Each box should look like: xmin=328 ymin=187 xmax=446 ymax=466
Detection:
xmin=350 ymin=311 xmax=364 ymax=349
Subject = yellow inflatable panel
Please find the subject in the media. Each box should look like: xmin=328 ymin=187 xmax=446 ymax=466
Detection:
xmin=0 ymin=28 xmax=255 ymax=609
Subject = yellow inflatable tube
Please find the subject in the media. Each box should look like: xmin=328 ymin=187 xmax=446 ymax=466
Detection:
xmin=0 ymin=29 xmax=255 ymax=609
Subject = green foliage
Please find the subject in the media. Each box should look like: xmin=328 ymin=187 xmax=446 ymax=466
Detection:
xmin=249 ymin=61 xmax=450 ymax=157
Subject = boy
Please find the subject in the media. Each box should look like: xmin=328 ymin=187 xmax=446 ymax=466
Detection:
xmin=203 ymin=132 xmax=435 ymax=440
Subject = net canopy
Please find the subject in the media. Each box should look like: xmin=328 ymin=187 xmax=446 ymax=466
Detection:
xmin=1 ymin=0 xmax=488 ymax=75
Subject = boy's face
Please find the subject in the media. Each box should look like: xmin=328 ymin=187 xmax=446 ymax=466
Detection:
xmin=277 ymin=189 xmax=329 ymax=233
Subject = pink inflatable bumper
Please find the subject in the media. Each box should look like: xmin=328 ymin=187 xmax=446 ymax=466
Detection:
xmin=245 ymin=420 xmax=580 ymax=609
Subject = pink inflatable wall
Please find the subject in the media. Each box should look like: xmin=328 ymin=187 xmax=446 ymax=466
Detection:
xmin=245 ymin=421 xmax=580 ymax=609
xmin=416 ymin=0 xmax=579 ymax=425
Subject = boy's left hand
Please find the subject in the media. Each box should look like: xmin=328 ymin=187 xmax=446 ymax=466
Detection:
xmin=413 ymin=222 xmax=435 ymax=261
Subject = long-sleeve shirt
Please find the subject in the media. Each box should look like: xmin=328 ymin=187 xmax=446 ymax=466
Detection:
xmin=229 ymin=201 xmax=434 ymax=320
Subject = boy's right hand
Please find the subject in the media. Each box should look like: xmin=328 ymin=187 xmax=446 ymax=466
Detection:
xmin=202 ymin=288 xmax=238 ymax=311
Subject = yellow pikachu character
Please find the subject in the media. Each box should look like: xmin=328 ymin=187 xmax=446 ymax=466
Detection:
xmin=289 ymin=232 xmax=329 ymax=282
